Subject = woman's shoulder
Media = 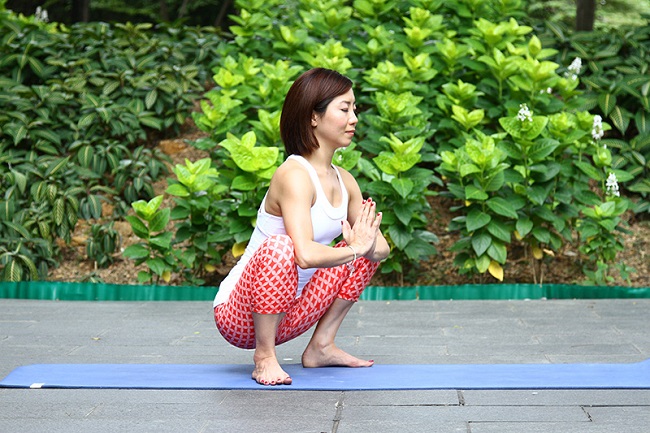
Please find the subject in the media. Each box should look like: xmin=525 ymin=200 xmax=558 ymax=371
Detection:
xmin=270 ymin=158 xmax=313 ymax=192
xmin=275 ymin=157 xmax=310 ymax=179
xmin=266 ymin=158 xmax=316 ymax=213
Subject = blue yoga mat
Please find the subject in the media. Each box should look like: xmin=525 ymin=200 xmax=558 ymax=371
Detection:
xmin=1 ymin=360 xmax=649 ymax=390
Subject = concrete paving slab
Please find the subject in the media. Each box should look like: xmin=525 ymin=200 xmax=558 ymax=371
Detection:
xmin=343 ymin=390 xmax=460 ymax=406
xmin=462 ymin=389 xmax=650 ymax=406
xmin=584 ymin=405 xmax=650 ymax=423
xmin=468 ymin=421 xmax=621 ymax=433
xmin=0 ymin=298 xmax=648 ymax=433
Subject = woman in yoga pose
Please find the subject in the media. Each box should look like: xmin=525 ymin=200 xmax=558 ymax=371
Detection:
xmin=213 ymin=67 xmax=390 ymax=386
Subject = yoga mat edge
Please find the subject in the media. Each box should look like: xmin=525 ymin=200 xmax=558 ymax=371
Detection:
xmin=1 ymin=360 xmax=648 ymax=391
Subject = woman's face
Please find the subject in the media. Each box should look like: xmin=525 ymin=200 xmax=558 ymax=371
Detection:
xmin=312 ymin=88 xmax=358 ymax=150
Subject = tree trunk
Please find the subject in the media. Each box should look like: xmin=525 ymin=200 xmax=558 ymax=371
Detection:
xmin=576 ymin=0 xmax=596 ymax=31
xmin=159 ymin=0 xmax=170 ymax=21
xmin=71 ymin=0 xmax=90 ymax=23
xmin=178 ymin=0 xmax=190 ymax=18
xmin=215 ymin=0 xmax=233 ymax=28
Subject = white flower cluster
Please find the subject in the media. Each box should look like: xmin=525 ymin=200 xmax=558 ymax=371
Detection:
xmin=566 ymin=57 xmax=582 ymax=80
xmin=516 ymin=103 xmax=533 ymax=122
xmin=606 ymin=172 xmax=620 ymax=197
xmin=35 ymin=6 xmax=49 ymax=22
xmin=592 ymin=114 xmax=604 ymax=140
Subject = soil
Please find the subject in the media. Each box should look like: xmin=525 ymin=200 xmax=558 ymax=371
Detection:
xmin=48 ymin=123 xmax=650 ymax=289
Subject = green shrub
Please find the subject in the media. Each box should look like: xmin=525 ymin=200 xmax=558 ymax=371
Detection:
xmin=538 ymin=21 xmax=650 ymax=215
xmin=0 ymin=9 xmax=223 ymax=281
xmin=122 ymin=195 xmax=175 ymax=284
xmin=3 ymin=0 xmax=643 ymax=286
xmin=86 ymin=222 xmax=121 ymax=268
xmin=185 ymin=0 xmax=636 ymax=286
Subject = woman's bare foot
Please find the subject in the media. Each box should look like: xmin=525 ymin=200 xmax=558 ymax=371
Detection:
xmin=252 ymin=354 xmax=292 ymax=386
xmin=301 ymin=343 xmax=374 ymax=368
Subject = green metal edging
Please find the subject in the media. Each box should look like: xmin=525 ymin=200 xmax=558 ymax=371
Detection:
xmin=0 ymin=281 xmax=218 ymax=301
xmin=0 ymin=281 xmax=650 ymax=301
xmin=360 ymin=284 xmax=650 ymax=300
xmin=0 ymin=281 xmax=648 ymax=302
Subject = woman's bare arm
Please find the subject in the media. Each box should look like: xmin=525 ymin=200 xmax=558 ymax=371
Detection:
xmin=265 ymin=162 xmax=388 ymax=269
xmin=339 ymin=169 xmax=390 ymax=263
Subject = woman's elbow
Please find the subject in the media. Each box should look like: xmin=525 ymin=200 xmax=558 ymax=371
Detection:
xmin=379 ymin=246 xmax=391 ymax=261
xmin=293 ymin=250 xmax=315 ymax=269
xmin=372 ymin=242 xmax=390 ymax=262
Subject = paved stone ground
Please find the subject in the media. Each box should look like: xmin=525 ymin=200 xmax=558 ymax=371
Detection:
xmin=0 ymin=298 xmax=649 ymax=432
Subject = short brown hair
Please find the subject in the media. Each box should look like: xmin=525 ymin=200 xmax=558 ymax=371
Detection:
xmin=280 ymin=68 xmax=353 ymax=156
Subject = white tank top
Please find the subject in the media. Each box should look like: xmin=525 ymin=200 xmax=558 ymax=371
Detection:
xmin=213 ymin=155 xmax=348 ymax=306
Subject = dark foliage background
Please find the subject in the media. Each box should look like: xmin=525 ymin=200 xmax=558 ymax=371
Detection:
xmin=6 ymin=0 xmax=234 ymax=27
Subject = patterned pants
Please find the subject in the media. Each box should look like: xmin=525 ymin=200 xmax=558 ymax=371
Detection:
xmin=214 ymin=234 xmax=379 ymax=349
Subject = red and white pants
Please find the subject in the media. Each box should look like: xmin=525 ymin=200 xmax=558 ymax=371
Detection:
xmin=214 ymin=234 xmax=379 ymax=349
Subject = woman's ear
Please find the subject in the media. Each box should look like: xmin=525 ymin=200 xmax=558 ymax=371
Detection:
xmin=311 ymin=113 xmax=318 ymax=127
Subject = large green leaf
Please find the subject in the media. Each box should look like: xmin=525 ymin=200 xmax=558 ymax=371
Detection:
xmin=220 ymin=132 xmax=279 ymax=173
xmin=231 ymin=174 xmax=258 ymax=191
xmin=466 ymin=209 xmax=491 ymax=232
xmin=394 ymin=205 xmax=414 ymax=226
xmin=471 ymin=233 xmax=491 ymax=256
xmin=123 ymin=244 xmax=150 ymax=260
xmin=166 ymin=183 xmax=190 ymax=197
xmin=635 ymin=110 xmax=649 ymax=134
xmin=31 ymin=129 xmax=62 ymax=146
xmin=574 ymin=160 xmax=604 ymax=181
xmin=487 ymin=219 xmax=511 ymax=243
xmin=53 ymin=197 xmax=65 ymax=225
xmin=149 ymin=232 xmax=173 ymax=250
xmin=0 ymin=200 xmax=15 ymax=221
xmin=598 ymin=93 xmax=616 ymax=116
xmin=486 ymin=197 xmax=518 ymax=218
xmin=145 ymin=89 xmax=158 ymax=109
xmin=388 ymin=224 xmax=411 ymax=250
xmin=78 ymin=113 xmax=97 ymax=128
xmin=77 ymin=145 xmax=94 ymax=168
xmin=374 ymin=152 xmax=420 ymax=175
xmin=526 ymin=185 xmax=548 ymax=205
xmin=148 ymin=208 xmax=171 ymax=233
xmin=86 ymin=195 xmax=103 ymax=220
xmin=528 ymin=139 xmax=560 ymax=162
xmin=18 ymin=254 xmax=39 ymax=280
xmin=4 ymin=221 xmax=31 ymax=238
xmin=609 ymin=106 xmax=630 ymax=134
xmin=465 ymin=185 xmax=488 ymax=201
xmin=125 ymin=215 xmax=149 ymax=239
xmin=532 ymin=226 xmax=551 ymax=243
xmin=483 ymin=171 xmax=505 ymax=192
xmin=487 ymin=241 xmax=507 ymax=263
xmin=390 ymin=178 xmax=414 ymax=199
xmin=132 ymin=196 xmax=163 ymax=220
xmin=10 ymin=170 xmax=27 ymax=194
xmin=403 ymin=237 xmax=438 ymax=260
xmin=146 ymin=257 xmax=167 ymax=276
xmin=4 ymin=123 xmax=28 ymax=145
xmin=5 ymin=259 xmax=22 ymax=282
xmin=138 ymin=114 xmax=163 ymax=130
xmin=45 ymin=156 xmax=70 ymax=177
xmin=27 ymin=56 xmax=45 ymax=78
xmin=522 ymin=117 xmax=549 ymax=141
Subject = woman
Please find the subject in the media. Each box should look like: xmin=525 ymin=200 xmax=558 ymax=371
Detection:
xmin=213 ymin=68 xmax=390 ymax=386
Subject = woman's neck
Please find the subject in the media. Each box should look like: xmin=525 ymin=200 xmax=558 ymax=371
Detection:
xmin=303 ymin=149 xmax=335 ymax=176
